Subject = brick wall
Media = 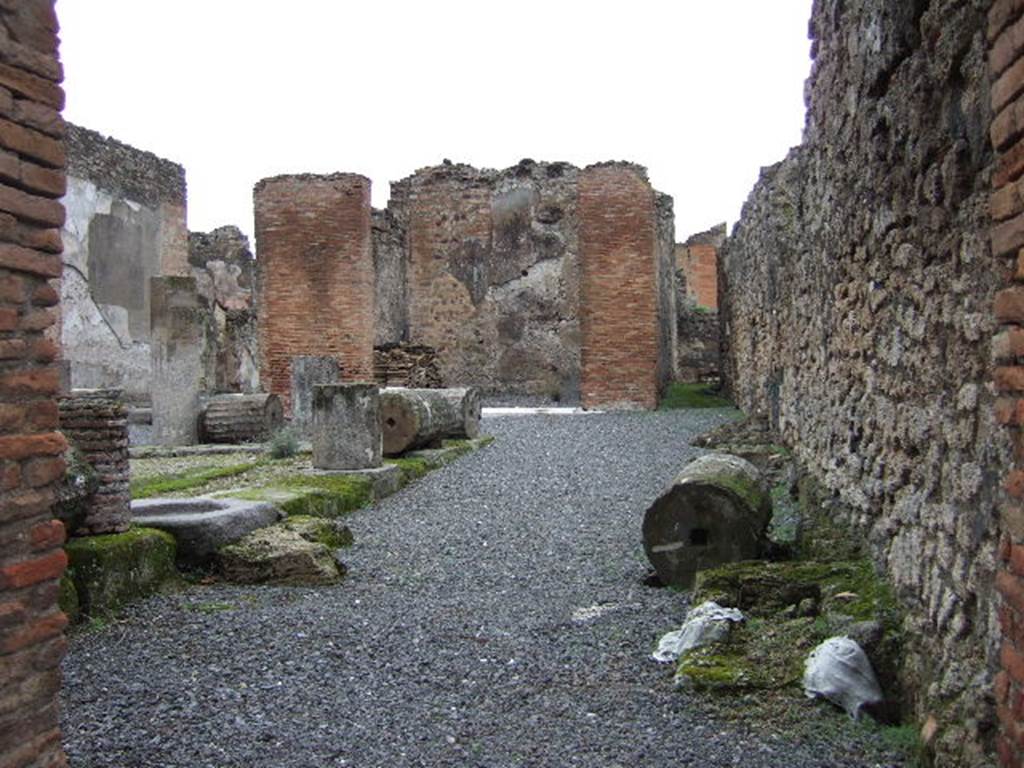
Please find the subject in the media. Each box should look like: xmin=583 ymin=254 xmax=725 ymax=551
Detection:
xmin=578 ymin=163 xmax=661 ymax=409
xmin=676 ymin=243 xmax=718 ymax=310
xmin=989 ymin=2 xmax=1024 ymax=765
xmin=675 ymin=224 xmax=724 ymax=311
xmin=254 ymin=174 xmax=374 ymax=414
xmin=0 ymin=1 xmax=69 ymax=766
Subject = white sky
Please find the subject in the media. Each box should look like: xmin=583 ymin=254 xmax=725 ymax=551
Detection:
xmin=55 ymin=1 xmax=813 ymax=244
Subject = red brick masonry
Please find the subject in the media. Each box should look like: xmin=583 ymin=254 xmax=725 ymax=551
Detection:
xmin=578 ymin=164 xmax=660 ymax=409
xmin=254 ymin=174 xmax=375 ymax=414
xmin=0 ymin=1 xmax=69 ymax=766
xmin=990 ymin=1 xmax=1024 ymax=764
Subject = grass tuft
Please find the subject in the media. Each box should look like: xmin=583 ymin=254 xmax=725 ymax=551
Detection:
xmin=659 ymin=382 xmax=734 ymax=410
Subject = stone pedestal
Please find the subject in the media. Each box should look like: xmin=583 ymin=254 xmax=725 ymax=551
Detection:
xmin=312 ymin=384 xmax=381 ymax=470
xmin=58 ymin=388 xmax=131 ymax=535
xmin=291 ymin=355 xmax=341 ymax=435
xmin=151 ymin=276 xmax=208 ymax=445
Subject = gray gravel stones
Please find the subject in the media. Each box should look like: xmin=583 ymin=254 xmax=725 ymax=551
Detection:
xmin=61 ymin=411 xmax=908 ymax=767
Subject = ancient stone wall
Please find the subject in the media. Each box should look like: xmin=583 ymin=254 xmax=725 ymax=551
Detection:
xmin=655 ymin=193 xmax=678 ymax=396
xmin=0 ymin=2 xmax=69 ymax=765
xmin=254 ymin=174 xmax=374 ymax=414
xmin=256 ymin=159 xmax=674 ymax=407
xmin=720 ymin=1 xmax=1002 ymax=764
xmin=188 ymin=226 xmax=259 ymax=393
xmin=59 ymin=123 xmax=187 ymax=401
xmin=579 ymin=163 xmax=663 ymax=409
xmin=372 ymin=208 xmax=407 ymax=349
xmin=987 ymin=3 xmax=1024 ymax=766
xmin=393 ymin=160 xmax=583 ymax=399
xmin=676 ymin=309 xmax=719 ymax=382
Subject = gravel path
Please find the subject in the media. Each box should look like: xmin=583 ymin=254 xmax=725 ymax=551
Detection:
xmin=62 ymin=411 xmax=906 ymax=767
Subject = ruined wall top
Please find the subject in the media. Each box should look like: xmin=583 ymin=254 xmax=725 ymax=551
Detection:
xmin=684 ymin=223 xmax=727 ymax=248
xmin=253 ymin=172 xmax=371 ymax=195
xmin=388 ymin=158 xmax=652 ymax=197
xmin=65 ymin=123 xmax=185 ymax=207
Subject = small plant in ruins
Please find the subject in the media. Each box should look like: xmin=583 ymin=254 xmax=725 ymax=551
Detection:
xmin=266 ymin=426 xmax=300 ymax=459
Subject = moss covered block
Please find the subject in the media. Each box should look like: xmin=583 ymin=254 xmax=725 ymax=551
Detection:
xmin=64 ymin=527 xmax=178 ymax=617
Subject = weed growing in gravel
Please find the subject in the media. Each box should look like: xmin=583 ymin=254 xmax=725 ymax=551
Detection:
xmin=267 ymin=427 xmax=300 ymax=459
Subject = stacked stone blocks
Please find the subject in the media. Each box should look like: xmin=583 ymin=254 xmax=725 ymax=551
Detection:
xmin=990 ymin=3 xmax=1024 ymax=765
xmin=0 ymin=2 xmax=69 ymax=766
xmin=57 ymin=389 xmax=130 ymax=535
xmin=254 ymin=174 xmax=374 ymax=415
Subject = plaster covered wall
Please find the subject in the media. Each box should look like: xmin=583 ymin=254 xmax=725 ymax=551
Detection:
xmin=59 ymin=124 xmax=187 ymax=401
xmin=720 ymin=1 xmax=1002 ymax=763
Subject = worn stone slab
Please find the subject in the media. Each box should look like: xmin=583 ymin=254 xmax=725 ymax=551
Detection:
xmin=131 ymin=496 xmax=283 ymax=561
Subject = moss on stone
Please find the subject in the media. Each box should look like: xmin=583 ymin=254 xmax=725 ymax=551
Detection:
xmin=694 ymin=559 xmax=900 ymax=627
xmin=64 ymin=527 xmax=178 ymax=617
xmin=794 ymin=474 xmax=865 ymax=561
xmin=699 ymin=469 xmax=770 ymax=518
xmin=283 ymin=515 xmax=354 ymax=549
xmin=677 ymin=617 xmax=825 ymax=690
xmin=387 ymin=457 xmax=432 ymax=485
xmin=58 ymin=572 xmax=80 ymax=624
xmin=225 ymin=474 xmax=372 ymax=519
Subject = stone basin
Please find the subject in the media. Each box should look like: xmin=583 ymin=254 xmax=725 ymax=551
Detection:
xmin=131 ymin=497 xmax=283 ymax=562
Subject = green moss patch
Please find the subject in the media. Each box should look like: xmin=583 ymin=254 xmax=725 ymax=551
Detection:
xmin=131 ymin=460 xmax=266 ymax=499
xmin=659 ymin=382 xmax=734 ymax=410
xmin=387 ymin=457 xmax=432 ymax=485
xmin=794 ymin=474 xmax=866 ymax=561
xmin=58 ymin=572 xmax=80 ymax=624
xmin=283 ymin=515 xmax=354 ymax=549
xmin=694 ymin=559 xmax=901 ymax=627
xmin=678 ymin=616 xmax=824 ymax=690
xmin=225 ymin=473 xmax=372 ymax=519
xmin=64 ymin=527 xmax=178 ymax=619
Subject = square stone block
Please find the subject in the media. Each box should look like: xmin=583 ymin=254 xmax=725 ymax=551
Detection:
xmin=312 ymin=383 xmax=381 ymax=470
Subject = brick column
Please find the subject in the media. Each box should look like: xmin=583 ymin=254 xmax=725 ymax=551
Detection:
xmin=578 ymin=163 xmax=660 ymax=409
xmin=254 ymin=173 xmax=374 ymax=415
xmin=0 ymin=2 xmax=70 ymax=766
xmin=58 ymin=389 xmax=130 ymax=535
xmin=990 ymin=2 xmax=1024 ymax=765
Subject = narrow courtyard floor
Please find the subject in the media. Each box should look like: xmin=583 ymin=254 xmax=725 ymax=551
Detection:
xmin=61 ymin=411 xmax=912 ymax=767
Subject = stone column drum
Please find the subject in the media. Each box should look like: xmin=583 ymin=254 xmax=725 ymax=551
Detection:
xmin=58 ymin=389 xmax=132 ymax=535
xmin=312 ymin=384 xmax=382 ymax=470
